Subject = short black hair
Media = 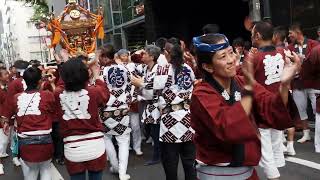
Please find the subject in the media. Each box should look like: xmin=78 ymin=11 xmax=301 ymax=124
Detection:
xmin=100 ymin=44 xmax=115 ymax=60
xmin=30 ymin=59 xmax=42 ymax=68
xmin=273 ymin=26 xmax=288 ymax=42
xmin=232 ymin=37 xmax=245 ymax=47
xmin=168 ymin=37 xmax=181 ymax=46
xmin=289 ymin=22 xmax=304 ymax=34
xmin=155 ymin=37 xmax=167 ymax=53
xmin=254 ymin=21 xmax=274 ymax=41
xmin=14 ymin=60 xmax=30 ymax=70
xmin=60 ymin=57 xmax=89 ymax=92
xmin=0 ymin=67 xmax=7 ymax=77
xmin=23 ymin=67 xmax=42 ymax=90
xmin=202 ymin=24 xmax=220 ymax=34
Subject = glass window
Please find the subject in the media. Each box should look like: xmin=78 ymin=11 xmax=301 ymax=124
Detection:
xmin=101 ymin=0 xmax=113 ymax=29
xmin=291 ymin=0 xmax=319 ymax=28
xmin=122 ymin=0 xmax=133 ymax=23
xmin=113 ymin=13 xmax=122 ymax=25
xmin=89 ymin=0 xmax=99 ymax=13
xmin=111 ymin=0 xmax=121 ymax=11
xmin=113 ymin=33 xmax=122 ymax=50
xmin=103 ymin=32 xmax=113 ymax=44
xmin=115 ymin=28 xmax=121 ymax=33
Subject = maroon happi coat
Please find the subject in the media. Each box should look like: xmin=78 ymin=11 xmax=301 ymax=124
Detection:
xmin=0 ymin=87 xmax=8 ymax=128
xmin=54 ymin=79 xmax=110 ymax=175
xmin=300 ymin=45 xmax=320 ymax=90
xmin=288 ymin=38 xmax=319 ymax=89
xmin=250 ymin=46 xmax=296 ymax=128
xmin=251 ymin=46 xmax=285 ymax=92
xmin=2 ymin=78 xmax=26 ymax=126
xmin=191 ymin=76 xmax=294 ymax=180
xmin=2 ymin=90 xmax=55 ymax=162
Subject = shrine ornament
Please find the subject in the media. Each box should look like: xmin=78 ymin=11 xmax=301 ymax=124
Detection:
xmin=47 ymin=0 xmax=104 ymax=55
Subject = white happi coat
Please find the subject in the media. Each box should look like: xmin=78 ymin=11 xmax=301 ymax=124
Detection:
xmin=102 ymin=63 xmax=132 ymax=135
xmin=140 ymin=63 xmax=170 ymax=124
xmin=159 ymin=64 xmax=195 ymax=143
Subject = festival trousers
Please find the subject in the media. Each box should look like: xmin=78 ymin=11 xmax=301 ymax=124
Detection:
xmin=21 ymin=159 xmax=51 ymax=180
xmin=259 ymin=128 xmax=285 ymax=179
xmin=70 ymin=170 xmax=103 ymax=180
xmin=129 ymin=112 xmax=142 ymax=152
xmin=0 ymin=128 xmax=9 ymax=157
xmin=104 ymin=133 xmax=130 ymax=176
xmin=160 ymin=141 xmax=196 ymax=180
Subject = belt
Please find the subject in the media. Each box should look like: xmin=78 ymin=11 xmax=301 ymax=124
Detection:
xmin=101 ymin=108 xmax=129 ymax=119
xmin=196 ymin=164 xmax=254 ymax=180
xmin=19 ymin=134 xmax=52 ymax=146
xmin=162 ymin=100 xmax=190 ymax=114
xmin=145 ymin=100 xmax=156 ymax=104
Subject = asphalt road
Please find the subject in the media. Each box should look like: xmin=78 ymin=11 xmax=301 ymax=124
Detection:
xmin=0 ymin=131 xmax=319 ymax=180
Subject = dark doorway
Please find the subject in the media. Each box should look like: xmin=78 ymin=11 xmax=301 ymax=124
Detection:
xmin=145 ymin=0 xmax=251 ymax=46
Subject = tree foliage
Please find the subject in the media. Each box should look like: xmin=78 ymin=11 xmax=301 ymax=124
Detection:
xmin=30 ymin=3 xmax=49 ymax=22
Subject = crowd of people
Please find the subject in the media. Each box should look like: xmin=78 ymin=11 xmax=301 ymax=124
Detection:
xmin=0 ymin=20 xmax=319 ymax=180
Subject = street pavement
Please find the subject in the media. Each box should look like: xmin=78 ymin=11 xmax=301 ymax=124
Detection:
xmin=0 ymin=131 xmax=319 ymax=180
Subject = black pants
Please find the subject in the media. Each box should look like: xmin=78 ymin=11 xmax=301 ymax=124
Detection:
xmin=160 ymin=141 xmax=196 ymax=180
xmin=150 ymin=124 xmax=160 ymax=160
xmin=51 ymin=122 xmax=64 ymax=160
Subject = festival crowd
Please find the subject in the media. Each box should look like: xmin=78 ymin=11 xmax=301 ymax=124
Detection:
xmin=0 ymin=21 xmax=320 ymax=180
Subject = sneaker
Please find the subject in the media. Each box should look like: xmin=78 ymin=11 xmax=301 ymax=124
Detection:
xmin=109 ymin=166 xmax=119 ymax=174
xmin=135 ymin=149 xmax=143 ymax=156
xmin=297 ymin=129 xmax=311 ymax=143
xmin=285 ymin=142 xmax=296 ymax=156
xmin=144 ymin=159 xmax=160 ymax=166
xmin=119 ymin=174 xmax=130 ymax=180
xmin=0 ymin=153 xmax=9 ymax=158
xmin=282 ymin=143 xmax=287 ymax=152
xmin=0 ymin=164 xmax=4 ymax=175
xmin=146 ymin=137 xmax=153 ymax=144
xmin=12 ymin=157 xmax=21 ymax=167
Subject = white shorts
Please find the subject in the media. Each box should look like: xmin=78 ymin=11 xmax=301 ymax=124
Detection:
xmin=292 ymin=89 xmax=320 ymax=120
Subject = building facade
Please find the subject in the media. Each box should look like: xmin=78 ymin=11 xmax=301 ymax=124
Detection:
xmin=41 ymin=0 xmax=320 ymax=53
xmin=86 ymin=0 xmax=145 ymax=51
xmin=0 ymin=0 xmax=53 ymax=66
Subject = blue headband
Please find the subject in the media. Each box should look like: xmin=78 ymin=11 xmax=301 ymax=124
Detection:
xmin=192 ymin=33 xmax=230 ymax=53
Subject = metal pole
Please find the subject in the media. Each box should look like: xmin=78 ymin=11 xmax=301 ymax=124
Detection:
xmin=109 ymin=0 xmax=115 ymax=45
xmin=38 ymin=29 xmax=43 ymax=62
xmin=263 ymin=0 xmax=271 ymax=20
xmin=251 ymin=0 xmax=261 ymax=22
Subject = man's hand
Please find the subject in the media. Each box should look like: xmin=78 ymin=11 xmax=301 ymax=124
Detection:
xmin=1 ymin=117 xmax=10 ymax=136
xmin=60 ymin=49 xmax=70 ymax=62
xmin=241 ymin=55 xmax=255 ymax=90
xmin=131 ymin=75 xmax=144 ymax=87
xmin=53 ymin=52 xmax=62 ymax=65
xmin=281 ymin=51 xmax=301 ymax=87
xmin=47 ymin=73 xmax=56 ymax=84
xmin=90 ymin=60 xmax=101 ymax=79
xmin=3 ymin=122 xmax=10 ymax=136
